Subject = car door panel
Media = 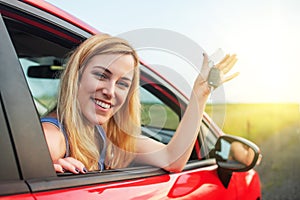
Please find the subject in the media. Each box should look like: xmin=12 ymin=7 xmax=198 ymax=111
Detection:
xmin=31 ymin=165 xmax=238 ymax=200
xmin=0 ymin=194 xmax=35 ymax=200
xmin=233 ymin=170 xmax=261 ymax=200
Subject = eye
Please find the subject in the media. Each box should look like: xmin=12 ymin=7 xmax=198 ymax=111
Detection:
xmin=93 ymin=72 xmax=108 ymax=80
xmin=117 ymin=81 xmax=130 ymax=88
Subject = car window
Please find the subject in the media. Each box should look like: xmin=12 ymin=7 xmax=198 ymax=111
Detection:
xmin=141 ymin=86 xmax=179 ymax=130
xmin=140 ymin=86 xmax=180 ymax=144
xmin=198 ymin=122 xmax=218 ymax=159
xmin=139 ymin=81 xmax=218 ymax=161
xmin=19 ymin=57 xmax=61 ymax=116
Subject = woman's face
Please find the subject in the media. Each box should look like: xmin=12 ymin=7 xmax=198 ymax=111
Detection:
xmin=78 ymin=54 xmax=135 ymax=125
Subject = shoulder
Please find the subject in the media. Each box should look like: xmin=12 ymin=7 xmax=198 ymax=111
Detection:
xmin=42 ymin=122 xmax=64 ymax=137
xmin=41 ymin=118 xmax=66 ymax=160
xmin=42 ymin=118 xmax=65 ymax=141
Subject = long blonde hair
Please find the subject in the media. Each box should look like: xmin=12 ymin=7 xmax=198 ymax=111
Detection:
xmin=58 ymin=34 xmax=141 ymax=170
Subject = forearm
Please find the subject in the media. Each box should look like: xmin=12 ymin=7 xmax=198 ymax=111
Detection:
xmin=163 ymin=82 xmax=210 ymax=172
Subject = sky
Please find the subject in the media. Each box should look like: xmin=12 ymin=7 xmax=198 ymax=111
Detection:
xmin=46 ymin=0 xmax=300 ymax=103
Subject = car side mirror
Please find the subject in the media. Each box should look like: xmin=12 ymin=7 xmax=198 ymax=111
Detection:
xmin=27 ymin=65 xmax=64 ymax=79
xmin=211 ymin=134 xmax=262 ymax=188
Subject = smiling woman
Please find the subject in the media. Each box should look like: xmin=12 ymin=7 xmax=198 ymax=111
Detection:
xmin=41 ymin=32 xmax=240 ymax=174
xmin=42 ymin=34 xmax=141 ymax=172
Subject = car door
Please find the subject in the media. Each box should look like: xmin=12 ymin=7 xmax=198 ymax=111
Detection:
xmin=0 ymin=1 xmax=260 ymax=199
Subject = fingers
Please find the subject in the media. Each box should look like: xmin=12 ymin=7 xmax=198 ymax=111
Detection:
xmin=199 ymin=53 xmax=210 ymax=80
xmin=216 ymin=54 xmax=237 ymax=74
xmin=217 ymin=54 xmax=230 ymax=69
xmin=222 ymin=72 xmax=240 ymax=83
xmin=215 ymin=54 xmax=238 ymax=84
xmin=222 ymin=55 xmax=237 ymax=74
xmin=202 ymin=52 xmax=209 ymax=67
xmin=54 ymin=163 xmax=64 ymax=173
xmin=54 ymin=157 xmax=87 ymax=174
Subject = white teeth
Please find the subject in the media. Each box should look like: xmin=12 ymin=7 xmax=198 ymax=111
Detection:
xmin=95 ymin=100 xmax=111 ymax=109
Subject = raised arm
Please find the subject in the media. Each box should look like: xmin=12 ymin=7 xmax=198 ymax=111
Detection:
xmin=135 ymin=53 xmax=238 ymax=172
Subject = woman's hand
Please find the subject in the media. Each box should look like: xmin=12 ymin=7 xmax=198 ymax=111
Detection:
xmin=53 ymin=157 xmax=87 ymax=174
xmin=204 ymin=53 xmax=239 ymax=86
xmin=193 ymin=53 xmax=239 ymax=98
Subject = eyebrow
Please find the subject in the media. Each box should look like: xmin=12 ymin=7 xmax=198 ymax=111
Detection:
xmin=95 ymin=66 xmax=112 ymax=75
xmin=94 ymin=66 xmax=133 ymax=82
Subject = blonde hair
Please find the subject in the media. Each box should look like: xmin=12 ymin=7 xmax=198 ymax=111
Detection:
xmin=58 ymin=34 xmax=141 ymax=170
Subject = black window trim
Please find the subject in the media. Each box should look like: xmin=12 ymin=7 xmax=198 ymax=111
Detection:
xmin=0 ymin=181 xmax=31 ymax=197
xmin=27 ymin=159 xmax=217 ymax=193
xmin=0 ymin=12 xmax=56 ymax=180
xmin=0 ymin=94 xmax=32 ymax=197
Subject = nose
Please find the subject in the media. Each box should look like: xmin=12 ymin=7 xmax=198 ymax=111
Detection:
xmin=102 ymin=81 xmax=115 ymax=99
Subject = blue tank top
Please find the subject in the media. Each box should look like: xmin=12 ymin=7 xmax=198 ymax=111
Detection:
xmin=41 ymin=117 xmax=106 ymax=171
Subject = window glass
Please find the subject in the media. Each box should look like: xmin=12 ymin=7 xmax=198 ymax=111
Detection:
xmin=199 ymin=123 xmax=218 ymax=159
xmin=19 ymin=57 xmax=61 ymax=116
xmin=140 ymin=87 xmax=179 ymax=130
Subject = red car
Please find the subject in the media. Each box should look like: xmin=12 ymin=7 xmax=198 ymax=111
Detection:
xmin=0 ymin=0 xmax=262 ymax=199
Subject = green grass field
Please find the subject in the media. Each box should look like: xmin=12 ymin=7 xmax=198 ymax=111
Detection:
xmin=205 ymin=103 xmax=300 ymax=145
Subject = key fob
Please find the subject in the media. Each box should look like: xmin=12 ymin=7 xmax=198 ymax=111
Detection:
xmin=207 ymin=67 xmax=221 ymax=88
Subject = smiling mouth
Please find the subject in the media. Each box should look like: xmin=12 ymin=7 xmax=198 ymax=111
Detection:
xmin=94 ymin=99 xmax=112 ymax=109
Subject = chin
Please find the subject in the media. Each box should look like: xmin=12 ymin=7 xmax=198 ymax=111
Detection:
xmin=96 ymin=116 xmax=110 ymax=125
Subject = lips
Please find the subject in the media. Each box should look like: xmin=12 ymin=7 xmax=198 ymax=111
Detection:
xmin=93 ymin=98 xmax=112 ymax=109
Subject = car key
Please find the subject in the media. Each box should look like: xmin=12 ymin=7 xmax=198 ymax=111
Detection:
xmin=207 ymin=48 xmax=224 ymax=89
xmin=207 ymin=67 xmax=221 ymax=88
